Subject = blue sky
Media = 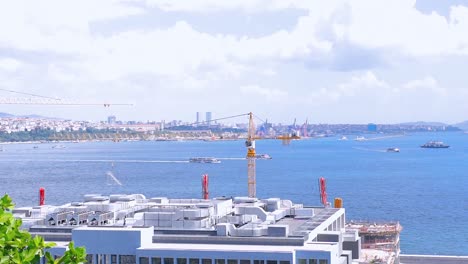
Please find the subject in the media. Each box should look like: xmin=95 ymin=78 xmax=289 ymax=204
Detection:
xmin=0 ymin=0 xmax=467 ymax=124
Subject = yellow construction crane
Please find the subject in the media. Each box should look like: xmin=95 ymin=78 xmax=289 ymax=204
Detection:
xmin=246 ymin=112 xmax=256 ymax=198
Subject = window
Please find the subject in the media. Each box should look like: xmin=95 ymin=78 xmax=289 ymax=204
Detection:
xmin=309 ymin=260 xmax=317 ymax=264
xmin=202 ymin=259 xmax=212 ymax=264
xmin=164 ymin=258 xmax=175 ymax=264
xmin=240 ymin=260 xmax=250 ymax=264
xmin=152 ymin=257 xmax=162 ymax=264
xmin=253 ymin=261 xmax=264 ymax=264
xmin=140 ymin=257 xmax=150 ymax=264
xmin=178 ymin=258 xmax=187 ymax=264
xmin=215 ymin=259 xmax=225 ymax=264
xmin=279 ymin=261 xmax=290 ymax=264
xmin=227 ymin=260 xmax=237 ymax=264
xmin=319 ymin=260 xmax=328 ymax=264
xmin=267 ymin=261 xmax=277 ymax=264
xmin=190 ymin=259 xmax=200 ymax=264
xmin=298 ymin=260 xmax=306 ymax=264
xmin=86 ymin=255 xmax=94 ymax=264
xmin=120 ymin=255 xmax=136 ymax=264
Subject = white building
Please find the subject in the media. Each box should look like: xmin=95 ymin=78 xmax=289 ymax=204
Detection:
xmin=16 ymin=194 xmax=361 ymax=264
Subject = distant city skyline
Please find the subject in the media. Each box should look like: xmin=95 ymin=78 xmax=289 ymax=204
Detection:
xmin=1 ymin=1 xmax=468 ymax=124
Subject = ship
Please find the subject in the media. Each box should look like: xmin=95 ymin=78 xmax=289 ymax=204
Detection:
xmin=386 ymin=148 xmax=400 ymax=153
xmin=255 ymin=154 xmax=272 ymax=159
xmin=420 ymin=141 xmax=449 ymax=148
xmin=189 ymin=157 xmax=221 ymax=163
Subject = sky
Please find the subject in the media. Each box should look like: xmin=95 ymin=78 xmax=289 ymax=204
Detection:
xmin=1 ymin=0 xmax=468 ymax=124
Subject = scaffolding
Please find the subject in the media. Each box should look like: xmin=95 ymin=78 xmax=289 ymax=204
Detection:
xmin=346 ymin=221 xmax=402 ymax=264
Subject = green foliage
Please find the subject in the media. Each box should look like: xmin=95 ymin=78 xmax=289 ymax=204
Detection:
xmin=0 ymin=194 xmax=86 ymax=264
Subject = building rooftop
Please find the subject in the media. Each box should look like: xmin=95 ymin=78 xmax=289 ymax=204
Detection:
xmin=17 ymin=193 xmax=346 ymax=246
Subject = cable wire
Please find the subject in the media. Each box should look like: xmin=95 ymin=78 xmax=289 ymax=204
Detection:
xmin=0 ymin=88 xmax=61 ymax=100
xmin=165 ymin=113 xmax=249 ymax=129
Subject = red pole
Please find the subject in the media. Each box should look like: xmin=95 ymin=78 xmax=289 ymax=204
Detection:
xmin=319 ymin=177 xmax=327 ymax=206
xmin=39 ymin=187 xmax=45 ymax=206
xmin=202 ymin=174 xmax=209 ymax=200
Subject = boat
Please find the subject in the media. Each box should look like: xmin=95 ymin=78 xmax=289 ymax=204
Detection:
xmin=420 ymin=141 xmax=449 ymax=148
xmin=189 ymin=157 xmax=221 ymax=163
xmin=52 ymin=144 xmax=66 ymax=149
xmin=338 ymin=136 xmax=348 ymax=141
xmin=386 ymin=148 xmax=400 ymax=153
xmin=255 ymin=154 xmax=272 ymax=159
xmin=355 ymin=136 xmax=366 ymax=141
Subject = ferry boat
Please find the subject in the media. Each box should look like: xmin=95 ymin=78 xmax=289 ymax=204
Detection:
xmin=255 ymin=154 xmax=272 ymax=159
xmin=189 ymin=157 xmax=221 ymax=163
xmin=386 ymin=148 xmax=400 ymax=153
xmin=420 ymin=141 xmax=449 ymax=148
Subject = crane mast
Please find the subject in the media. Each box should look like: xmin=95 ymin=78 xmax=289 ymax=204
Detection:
xmin=246 ymin=112 xmax=256 ymax=198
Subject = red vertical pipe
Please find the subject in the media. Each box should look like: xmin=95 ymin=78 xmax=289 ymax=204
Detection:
xmin=39 ymin=187 xmax=45 ymax=206
xmin=319 ymin=177 xmax=327 ymax=206
xmin=202 ymin=174 xmax=209 ymax=200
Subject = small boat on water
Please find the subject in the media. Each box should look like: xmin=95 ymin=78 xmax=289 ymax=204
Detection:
xmin=421 ymin=141 xmax=449 ymax=148
xmin=338 ymin=136 xmax=348 ymax=141
xmin=52 ymin=144 xmax=66 ymax=149
xmin=386 ymin=148 xmax=400 ymax=153
xmin=189 ymin=157 xmax=221 ymax=164
xmin=355 ymin=136 xmax=366 ymax=141
xmin=255 ymin=154 xmax=272 ymax=160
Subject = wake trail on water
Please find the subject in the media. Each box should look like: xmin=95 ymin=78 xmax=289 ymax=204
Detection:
xmin=352 ymin=147 xmax=387 ymax=153
xmin=0 ymin=159 xmax=190 ymax=163
xmin=106 ymin=171 xmax=123 ymax=186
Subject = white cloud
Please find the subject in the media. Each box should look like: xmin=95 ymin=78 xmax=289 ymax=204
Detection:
xmin=346 ymin=1 xmax=468 ymax=56
xmin=145 ymin=0 xmax=312 ymax=13
xmin=240 ymin=84 xmax=287 ymax=101
xmin=306 ymin=71 xmax=390 ymax=102
xmin=0 ymin=0 xmax=144 ymax=53
xmin=337 ymin=71 xmax=389 ymax=96
xmin=0 ymin=58 xmax=22 ymax=72
xmin=402 ymin=76 xmax=446 ymax=95
xmin=1 ymin=0 xmax=468 ymax=123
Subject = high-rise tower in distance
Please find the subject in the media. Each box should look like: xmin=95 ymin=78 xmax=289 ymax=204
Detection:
xmin=108 ymin=115 xmax=116 ymax=125
xmin=206 ymin=112 xmax=212 ymax=126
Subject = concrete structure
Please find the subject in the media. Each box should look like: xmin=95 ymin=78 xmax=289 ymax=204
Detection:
xmin=196 ymin=112 xmax=200 ymax=125
xmin=400 ymin=255 xmax=468 ymax=264
xmin=16 ymin=194 xmax=361 ymax=264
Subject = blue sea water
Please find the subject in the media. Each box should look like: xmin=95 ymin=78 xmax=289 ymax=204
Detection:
xmin=0 ymin=132 xmax=467 ymax=255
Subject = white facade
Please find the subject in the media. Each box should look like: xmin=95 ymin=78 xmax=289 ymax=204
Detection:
xmin=16 ymin=194 xmax=360 ymax=264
